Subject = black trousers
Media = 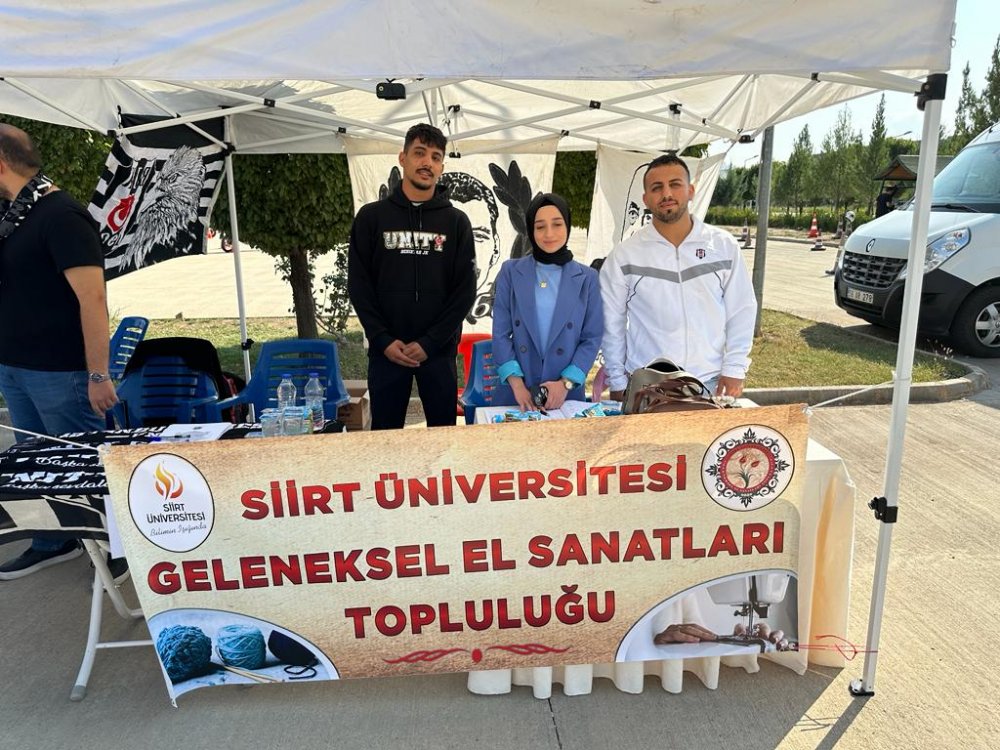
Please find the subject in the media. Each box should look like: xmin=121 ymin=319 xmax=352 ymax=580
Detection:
xmin=368 ymin=351 xmax=458 ymax=430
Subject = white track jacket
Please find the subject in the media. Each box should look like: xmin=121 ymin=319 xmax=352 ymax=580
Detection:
xmin=599 ymin=218 xmax=757 ymax=391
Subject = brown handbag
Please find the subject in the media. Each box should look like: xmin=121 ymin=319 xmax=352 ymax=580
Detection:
xmin=623 ymin=358 xmax=723 ymax=415
xmin=630 ymin=375 xmax=722 ymax=414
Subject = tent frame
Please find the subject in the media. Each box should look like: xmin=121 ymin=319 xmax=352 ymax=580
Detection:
xmin=1 ymin=54 xmax=950 ymax=697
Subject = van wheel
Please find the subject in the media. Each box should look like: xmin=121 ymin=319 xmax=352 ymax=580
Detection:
xmin=950 ymin=287 xmax=1000 ymax=358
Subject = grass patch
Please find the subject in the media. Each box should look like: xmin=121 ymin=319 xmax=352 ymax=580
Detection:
xmin=746 ymin=310 xmax=966 ymax=388
xmin=130 ymin=309 xmax=969 ymax=388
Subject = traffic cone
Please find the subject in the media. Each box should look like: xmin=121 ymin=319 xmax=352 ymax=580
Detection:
xmin=807 ymin=213 xmax=819 ymax=239
xmin=811 ymin=226 xmax=825 ymax=251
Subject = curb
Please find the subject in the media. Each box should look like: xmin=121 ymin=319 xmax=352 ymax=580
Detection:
xmin=746 ymin=359 xmax=989 ymax=407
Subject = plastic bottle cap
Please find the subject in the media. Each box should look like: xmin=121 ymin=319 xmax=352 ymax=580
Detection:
xmin=282 ymin=373 xmax=292 ymax=378
xmin=309 ymin=372 xmax=318 ymax=377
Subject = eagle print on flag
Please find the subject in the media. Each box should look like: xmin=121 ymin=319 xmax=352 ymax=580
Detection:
xmin=89 ymin=138 xmax=224 ymax=279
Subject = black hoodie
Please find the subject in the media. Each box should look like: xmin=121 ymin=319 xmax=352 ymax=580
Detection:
xmin=348 ymin=182 xmax=477 ymax=357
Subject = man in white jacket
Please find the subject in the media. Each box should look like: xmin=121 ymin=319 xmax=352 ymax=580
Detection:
xmin=600 ymin=154 xmax=757 ymax=400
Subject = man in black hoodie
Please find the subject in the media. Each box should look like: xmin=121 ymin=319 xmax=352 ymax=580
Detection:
xmin=348 ymin=123 xmax=477 ymax=429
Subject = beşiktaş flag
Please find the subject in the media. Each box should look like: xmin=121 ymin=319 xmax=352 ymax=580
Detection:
xmin=89 ymin=115 xmax=226 ymax=280
xmin=0 ymin=429 xmax=160 ymax=544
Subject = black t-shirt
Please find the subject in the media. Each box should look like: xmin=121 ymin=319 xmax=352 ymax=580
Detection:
xmin=0 ymin=191 xmax=104 ymax=371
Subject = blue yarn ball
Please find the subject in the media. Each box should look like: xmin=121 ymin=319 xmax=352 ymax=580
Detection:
xmin=216 ymin=624 xmax=266 ymax=669
xmin=156 ymin=625 xmax=212 ymax=683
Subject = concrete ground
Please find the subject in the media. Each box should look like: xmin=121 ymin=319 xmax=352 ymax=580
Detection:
xmin=1 ymin=239 xmax=998 ymax=749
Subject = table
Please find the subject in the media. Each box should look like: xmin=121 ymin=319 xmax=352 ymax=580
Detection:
xmin=1 ymin=417 xmax=853 ymax=701
xmin=469 ymin=405 xmax=856 ymax=697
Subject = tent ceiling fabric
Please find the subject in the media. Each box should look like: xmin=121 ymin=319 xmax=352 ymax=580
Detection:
xmin=1 ymin=1 xmax=953 ymax=80
xmin=0 ymin=1 xmax=955 ymax=154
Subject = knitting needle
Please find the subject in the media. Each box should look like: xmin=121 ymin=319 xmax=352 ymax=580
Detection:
xmin=221 ymin=664 xmax=281 ymax=683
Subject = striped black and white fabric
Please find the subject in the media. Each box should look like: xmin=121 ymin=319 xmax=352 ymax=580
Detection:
xmin=89 ymin=132 xmax=225 ymax=280
xmin=0 ymin=426 xmax=256 ymax=544
xmin=0 ymin=429 xmax=160 ymax=543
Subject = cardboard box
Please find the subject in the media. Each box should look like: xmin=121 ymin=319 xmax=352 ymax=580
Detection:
xmin=337 ymin=380 xmax=371 ymax=431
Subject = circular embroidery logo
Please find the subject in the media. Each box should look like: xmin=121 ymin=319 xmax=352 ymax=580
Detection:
xmin=702 ymin=425 xmax=794 ymax=511
xmin=128 ymin=454 xmax=215 ymax=552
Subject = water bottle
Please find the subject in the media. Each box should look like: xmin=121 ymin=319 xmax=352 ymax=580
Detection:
xmin=304 ymin=372 xmax=325 ymax=432
xmin=276 ymin=373 xmax=297 ymax=411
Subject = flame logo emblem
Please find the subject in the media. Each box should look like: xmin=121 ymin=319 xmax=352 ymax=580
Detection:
xmin=153 ymin=463 xmax=184 ymax=500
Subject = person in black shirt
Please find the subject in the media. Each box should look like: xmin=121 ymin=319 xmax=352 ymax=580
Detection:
xmin=875 ymin=184 xmax=898 ymax=218
xmin=0 ymin=124 xmax=118 ymax=580
xmin=348 ymin=124 xmax=477 ymax=429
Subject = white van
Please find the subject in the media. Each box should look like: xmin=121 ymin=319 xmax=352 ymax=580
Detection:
xmin=834 ymin=122 xmax=1000 ymax=357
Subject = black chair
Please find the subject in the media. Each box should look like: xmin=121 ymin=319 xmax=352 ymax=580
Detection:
xmin=112 ymin=337 xmax=230 ymax=427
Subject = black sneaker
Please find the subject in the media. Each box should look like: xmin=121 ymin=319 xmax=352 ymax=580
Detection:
xmin=105 ymin=554 xmax=131 ymax=586
xmin=0 ymin=541 xmax=83 ymax=580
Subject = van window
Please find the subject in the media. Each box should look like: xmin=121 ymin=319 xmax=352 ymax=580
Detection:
xmin=927 ymin=142 xmax=1000 ymax=213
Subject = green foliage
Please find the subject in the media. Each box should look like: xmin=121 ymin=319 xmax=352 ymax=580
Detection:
xmin=552 ymin=151 xmax=596 ymax=227
xmin=860 ymin=95 xmax=889 ymax=213
xmin=973 ymin=36 xmax=1000 ymax=132
xmin=704 ymin=206 xmax=871 ymax=233
xmin=212 ymin=153 xmax=354 ymax=255
xmin=212 ymin=153 xmax=355 ymax=338
xmin=774 ymin=125 xmax=814 ymax=212
xmin=814 ymin=107 xmax=863 ymax=213
xmin=0 ymin=116 xmax=111 ymax=203
xmin=315 ymin=244 xmax=352 ymax=340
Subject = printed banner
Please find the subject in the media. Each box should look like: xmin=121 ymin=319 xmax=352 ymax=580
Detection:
xmin=103 ymin=406 xmax=808 ymax=700
xmin=89 ymin=127 xmax=225 ymax=280
xmin=345 ymin=137 xmax=557 ymax=331
xmin=585 ymin=145 xmax=725 ymax=263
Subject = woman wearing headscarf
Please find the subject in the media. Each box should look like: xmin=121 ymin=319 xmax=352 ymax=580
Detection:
xmin=491 ymin=193 xmax=604 ymax=411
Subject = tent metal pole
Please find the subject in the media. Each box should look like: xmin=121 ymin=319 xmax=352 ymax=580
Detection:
xmin=454 ymin=132 xmax=563 ymax=156
xmin=117 ymin=101 xmax=264 ymax=136
xmin=851 ymin=89 xmax=943 ymax=698
xmin=752 ymin=125 xmax=774 ymax=336
xmin=223 ymin=119 xmax=252 ymax=385
xmin=119 ymin=80 xmax=227 ymax=148
xmin=809 ymin=71 xmax=923 ymax=94
xmin=678 ymin=75 xmax=751 ymax=152
xmin=479 ymin=78 xmax=738 ymax=139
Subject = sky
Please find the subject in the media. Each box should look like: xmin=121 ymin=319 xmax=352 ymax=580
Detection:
xmin=714 ymin=0 xmax=999 ymax=166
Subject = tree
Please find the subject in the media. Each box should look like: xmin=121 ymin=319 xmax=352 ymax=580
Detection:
xmin=0 ymin=116 xmax=111 ymax=203
xmin=552 ymin=152 xmax=596 ymax=227
xmin=815 ymin=108 xmax=861 ymax=213
xmin=212 ymin=153 xmax=355 ymax=339
xmin=952 ymin=63 xmax=982 ymax=151
xmin=973 ymin=34 xmax=1000 ymax=131
xmin=775 ymin=125 xmax=813 ymax=214
xmin=860 ymin=95 xmax=889 ymax=213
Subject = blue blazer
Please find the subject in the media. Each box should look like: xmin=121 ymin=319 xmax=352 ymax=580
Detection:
xmin=491 ymin=256 xmax=604 ymax=405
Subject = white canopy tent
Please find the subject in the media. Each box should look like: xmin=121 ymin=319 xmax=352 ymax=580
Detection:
xmin=1 ymin=0 xmax=958 ymax=696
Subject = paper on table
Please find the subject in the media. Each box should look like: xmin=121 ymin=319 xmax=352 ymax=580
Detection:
xmin=158 ymin=423 xmax=233 ymax=442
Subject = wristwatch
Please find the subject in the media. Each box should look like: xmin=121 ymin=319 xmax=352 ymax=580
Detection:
xmin=88 ymin=371 xmax=111 ymax=383
xmin=562 ymin=378 xmax=575 ymax=391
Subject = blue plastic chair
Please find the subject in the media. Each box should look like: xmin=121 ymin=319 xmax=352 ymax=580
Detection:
xmin=112 ymin=337 xmax=226 ymax=427
xmin=108 ymin=316 xmax=149 ymax=382
xmin=459 ymin=339 xmax=498 ymax=425
xmin=216 ymin=339 xmax=349 ymax=420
